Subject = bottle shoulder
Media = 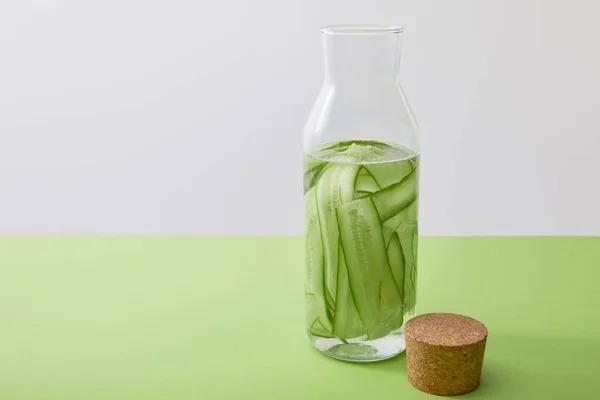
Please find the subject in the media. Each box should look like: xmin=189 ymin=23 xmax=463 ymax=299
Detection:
xmin=304 ymin=82 xmax=419 ymax=153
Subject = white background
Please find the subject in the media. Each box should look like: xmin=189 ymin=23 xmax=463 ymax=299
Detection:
xmin=1 ymin=1 xmax=599 ymax=235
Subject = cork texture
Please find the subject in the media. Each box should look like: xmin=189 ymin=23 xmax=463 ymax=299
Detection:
xmin=405 ymin=313 xmax=488 ymax=396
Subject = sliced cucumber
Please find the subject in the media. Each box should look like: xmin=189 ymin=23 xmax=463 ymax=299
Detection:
xmin=387 ymin=232 xmax=406 ymax=304
xmin=383 ymin=200 xmax=418 ymax=246
xmin=354 ymin=170 xmax=380 ymax=194
xmin=304 ymin=140 xmax=418 ymax=341
xmin=316 ymin=164 xmax=360 ymax=317
xmin=332 ymin=244 xmax=366 ymax=339
xmin=398 ymin=224 xmax=418 ymax=315
xmin=336 ymin=197 xmax=403 ymax=340
xmin=370 ymin=168 xmax=418 ymax=221
xmin=304 ymin=187 xmax=332 ymax=333
xmin=314 ymin=140 xmax=395 ymax=155
xmin=304 ymin=162 xmax=328 ymax=193
xmin=364 ymin=159 xmax=413 ymax=189
xmin=411 ymin=225 xmax=419 ymax=304
xmin=308 ymin=316 xmax=335 ymax=338
xmin=343 ymin=142 xmax=386 ymax=161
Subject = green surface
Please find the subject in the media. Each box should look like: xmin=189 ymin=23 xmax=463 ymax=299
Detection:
xmin=0 ymin=236 xmax=598 ymax=399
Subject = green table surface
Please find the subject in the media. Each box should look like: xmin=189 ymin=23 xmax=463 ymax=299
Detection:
xmin=0 ymin=237 xmax=598 ymax=399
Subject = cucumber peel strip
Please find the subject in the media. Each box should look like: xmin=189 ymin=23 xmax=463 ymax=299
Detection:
xmin=336 ymin=197 xmax=404 ymax=340
xmin=315 ymin=164 xmax=360 ymax=321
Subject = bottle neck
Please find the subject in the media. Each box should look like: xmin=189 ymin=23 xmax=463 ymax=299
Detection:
xmin=322 ymin=29 xmax=402 ymax=88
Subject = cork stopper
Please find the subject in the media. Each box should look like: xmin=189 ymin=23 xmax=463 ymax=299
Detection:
xmin=405 ymin=313 xmax=488 ymax=396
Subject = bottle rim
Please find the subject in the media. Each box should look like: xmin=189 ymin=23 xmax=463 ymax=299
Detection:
xmin=320 ymin=25 xmax=403 ymax=36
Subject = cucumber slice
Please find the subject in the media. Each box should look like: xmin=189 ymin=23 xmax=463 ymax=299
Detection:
xmin=383 ymin=200 xmax=418 ymax=247
xmin=354 ymin=170 xmax=380 ymax=194
xmin=333 ymin=244 xmax=366 ymax=339
xmin=314 ymin=140 xmax=395 ymax=155
xmin=308 ymin=316 xmax=335 ymax=338
xmin=387 ymin=232 xmax=406 ymax=304
xmin=398 ymin=224 xmax=418 ymax=315
xmin=316 ymin=164 xmax=360 ymax=318
xmin=411 ymin=225 xmax=419 ymax=302
xmin=343 ymin=142 xmax=386 ymax=161
xmin=304 ymin=187 xmax=332 ymax=333
xmin=364 ymin=159 xmax=414 ymax=189
xmin=336 ymin=197 xmax=403 ymax=340
xmin=353 ymin=168 xmax=380 ymax=199
xmin=370 ymin=168 xmax=418 ymax=221
xmin=304 ymin=162 xmax=328 ymax=193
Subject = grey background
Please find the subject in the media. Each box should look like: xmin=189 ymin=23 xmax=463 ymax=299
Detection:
xmin=1 ymin=1 xmax=599 ymax=235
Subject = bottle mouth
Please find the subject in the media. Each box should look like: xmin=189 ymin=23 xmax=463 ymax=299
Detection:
xmin=320 ymin=25 xmax=403 ymax=36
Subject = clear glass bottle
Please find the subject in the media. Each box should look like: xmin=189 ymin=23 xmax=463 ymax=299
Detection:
xmin=303 ymin=25 xmax=420 ymax=362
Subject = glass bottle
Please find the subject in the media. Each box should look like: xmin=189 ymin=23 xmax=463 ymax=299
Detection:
xmin=303 ymin=25 xmax=420 ymax=362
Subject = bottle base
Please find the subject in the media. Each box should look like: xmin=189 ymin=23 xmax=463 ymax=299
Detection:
xmin=310 ymin=330 xmax=406 ymax=362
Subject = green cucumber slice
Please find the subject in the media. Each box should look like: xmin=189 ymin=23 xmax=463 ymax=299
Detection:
xmin=308 ymin=316 xmax=335 ymax=338
xmin=364 ymin=159 xmax=414 ymax=189
xmin=383 ymin=200 xmax=418 ymax=246
xmin=387 ymin=232 xmax=406 ymax=304
xmin=411 ymin=225 xmax=419 ymax=302
xmin=370 ymin=169 xmax=418 ymax=221
xmin=316 ymin=164 xmax=360 ymax=318
xmin=354 ymin=170 xmax=380 ymax=194
xmin=332 ymin=244 xmax=366 ymax=339
xmin=336 ymin=197 xmax=403 ymax=340
xmin=398 ymin=224 xmax=418 ymax=315
xmin=304 ymin=187 xmax=332 ymax=333
xmin=304 ymin=162 xmax=328 ymax=193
